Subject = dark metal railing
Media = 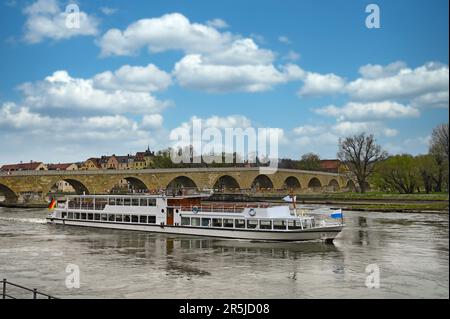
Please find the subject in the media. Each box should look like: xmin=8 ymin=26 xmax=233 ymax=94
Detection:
xmin=1 ymin=279 xmax=59 ymax=299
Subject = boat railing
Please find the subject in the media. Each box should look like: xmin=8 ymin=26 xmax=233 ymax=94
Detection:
xmin=1 ymin=279 xmax=59 ymax=299
xmin=173 ymin=203 xmax=272 ymax=214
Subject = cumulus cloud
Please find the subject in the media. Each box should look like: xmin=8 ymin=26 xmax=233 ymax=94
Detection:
xmin=18 ymin=69 xmax=170 ymax=115
xmin=206 ymin=18 xmax=229 ymax=29
xmin=100 ymin=7 xmax=117 ymax=16
xmin=98 ymin=13 xmax=305 ymax=92
xmin=299 ymin=72 xmax=346 ymax=96
xmin=93 ymin=64 xmax=172 ymax=92
xmin=23 ymin=0 xmax=99 ymax=43
xmin=98 ymin=12 xmax=233 ymax=57
xmin=315 ymin=101 xmax=420 ymax=121
xmin=173 ymin=54 xmax=304 ymax=92
xmin=0 ymin=102 xmax=167 ymax=164
xmin=347 ymin=62 xmax=449 ymax=102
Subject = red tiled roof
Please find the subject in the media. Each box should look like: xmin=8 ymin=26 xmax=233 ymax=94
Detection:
xmin=1 ymin=162 xmax=44 ymax=171
xmin=47 ymin=163 xmax=75 ymax=170
xmin=320 ymin=159 xmax=341 ymax=170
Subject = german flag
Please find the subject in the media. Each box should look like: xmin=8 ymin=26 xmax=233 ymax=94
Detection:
xmin=48 ymin=199 xmax=57 ymax=210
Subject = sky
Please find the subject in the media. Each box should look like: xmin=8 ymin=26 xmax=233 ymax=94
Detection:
xmin=0 ymin=0 xmax=448 ymax=165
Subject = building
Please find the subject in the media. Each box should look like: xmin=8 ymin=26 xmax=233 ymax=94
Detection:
xmin=319 ymin=160 xmax=343 ymax=173
xmin=81 ymin=158 xmax=101 ymax=170
xmin=47 ymin=163 xmax=78 ymax=171
xmin=1 ymin=161 xmax=47 ymax=172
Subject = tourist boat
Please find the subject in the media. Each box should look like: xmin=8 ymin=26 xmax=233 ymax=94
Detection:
xmin=46 ymin=192 xmax=344 ymax=242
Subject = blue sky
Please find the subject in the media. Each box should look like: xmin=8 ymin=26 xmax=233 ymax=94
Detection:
xmin=0 ymin=0 xmax=448 ymax=165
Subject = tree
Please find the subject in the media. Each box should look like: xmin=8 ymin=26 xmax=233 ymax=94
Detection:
xmin=415 ymin=154 xmax=437 ymax=194
xmin=372 ymin=154 xmax=419 ymax=194
xmin=298 ymin=153 xmax=321 ymax=171
xmin=337 ymin=133 xmax=387 ymax=193
xmin=429 ymin=123 xmax=449 ymax=192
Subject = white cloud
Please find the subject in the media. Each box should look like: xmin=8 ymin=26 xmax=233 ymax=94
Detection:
xmin=141 ymin=114 xmax=163 ymax=129
xmin=23 ymin=0 xmax=99 ymax=43
xmin=98 ymin=12 xmax=233 ymax=57
xmin=332 ymin=121 xmax=398 ymax=137
xmin=173 ymin=54 xmax=304 ymax=92
xmin=278 ymin=35 xmax=291 ymax=44
xmin=93 ymin=64 xmax=172 ymax=92
xmin=347 ymin=62 xmax=449 ymax=102
xmin=203 ymin=38 xmax=275 ymax=66
xmin=206 ymin=18 xmax=228 ymax=29
xmin=299 ymin=72 xmax=346 ymax=96
xmin=18 ymin=70 xmax=169 ymax=115
xmin=283 ymin=50 xmax=300 ymax=62
xmin=358 ymin=61 xmax=408 ymax=79
xmin=411 ymin=90 xmax=449 ymax=109
xmin=100 ymin=7 xmax=117 ymax=16
xmin=315 ymin=101 xmax=420 ymax=121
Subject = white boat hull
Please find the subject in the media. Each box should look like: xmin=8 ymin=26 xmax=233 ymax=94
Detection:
xmin=46 ymin=218 xmax=342 ymax=242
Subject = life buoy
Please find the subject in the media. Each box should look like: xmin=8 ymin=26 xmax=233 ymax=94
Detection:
xmin=192 ymin=206 xmax=199 ymax=214
xmin=248 ymin=208 xmax=256 ymax=216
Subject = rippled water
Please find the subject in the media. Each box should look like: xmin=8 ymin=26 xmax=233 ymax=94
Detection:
xmin=0 ymin=206 xmax=448 ymax=299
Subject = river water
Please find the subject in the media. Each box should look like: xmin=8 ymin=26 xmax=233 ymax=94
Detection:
xmin=0 ymin=206 xmax=448 ymax=299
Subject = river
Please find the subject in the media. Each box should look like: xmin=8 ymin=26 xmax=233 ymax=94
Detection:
xmin=0 ymin=206 xmax=448 ymax=298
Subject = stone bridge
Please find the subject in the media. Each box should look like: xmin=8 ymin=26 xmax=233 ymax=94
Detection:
xmin=0 ymin=167 xmax=355 ymax=204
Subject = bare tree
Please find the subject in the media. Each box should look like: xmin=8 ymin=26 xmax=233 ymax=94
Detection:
xmin=429 ymin=123 xmax=449 ymax=192
xmin=430 ymin=123 xmax=449 ymax=160
xmin=337 ymin=133 xmax=387 ymax=193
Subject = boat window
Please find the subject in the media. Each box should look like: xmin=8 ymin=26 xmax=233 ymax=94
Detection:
xmin=108 ymin=198 xmax=115 ymax=206
xmin=191 ymin=217 xmax=201 ymax=227
xmin=131 ymin=215 xmax=138 ymax=223
xmin=148 ymin=216 xmax=156 ymax=224
xmin=116 ymin=214 xmax=123 ymax=222
xmin=148 ymin=199 xmax=156 ymax=206
xmin=94 ymin=213 xmax=100 ymax=221
xmin=235 ymin=219 xmax=245 ymax=229
xmin=74 ymin=212 xmax=80 ymax=219
xmin=124 ymin=198 xmax=131 ymax=206
xmin=247 ymin=220 xmax=258 ymax=229
xmin=223 ymin=219 xmax=234 ymax=228
xmin=132 ymin=198 xmax=139 ymax=206
xmin=108 ymin=214 xmax=115 ymax=222
xmin=124 ymin=215 xmax=131 ymax=222
xmin=140 ymin=215 xmax=147 ymax=223
xmin=101 ymin=213 xmax=107 ymax=221
xmin=212 ymin=218 xmax=222 ymax=227
xmin=288 ymin=220 xmax=302 ymax=230
xmin=68 ymin=212 xmax=73 ymax=219
xmin=181 ymin=217 xmax=190 ymax=226
xmin=273 ymin=220 xmax=287 ymax=230
xmin=139 ymin=198 xmax=147 ymax=206
xmin=116 ymin=198 xmax=123 ymax=206
xmin=80 ymin=213 xmax=87 ymax=220
xmin=62 ymin=212 xmax=67 ymax=219
xmin=87 ymin=213 xmax=93 ymax=220
xmin=201 ymin=218 xmax=211 ymax=227
xmin=259 ymin=220 xmax=272 ymax=230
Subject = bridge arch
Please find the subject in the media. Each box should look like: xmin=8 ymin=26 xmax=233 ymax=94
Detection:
xmin=328 ymin=179 xmax=340 ymax=191
xmin=109 ymin=177 xmax=149 ymax=194
xmin=0 ymin=183 xmax=18 ymax=203
xmin=213 ymin=175 xmax=240 ymax=191
xmin=283 ymin=176 xmax=301 ymax=190
xmin=166 ymin=176 xmax=198 ymax=191
xmin=346 ymin=180 xmax=356 ymax=191
xmin=307 ymin=177 xmax=322 ymax=189
xmin=48 ymin=178 xmax=90 ymax=195
xmin=251 ymin=175 xmax=274 ymax=190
